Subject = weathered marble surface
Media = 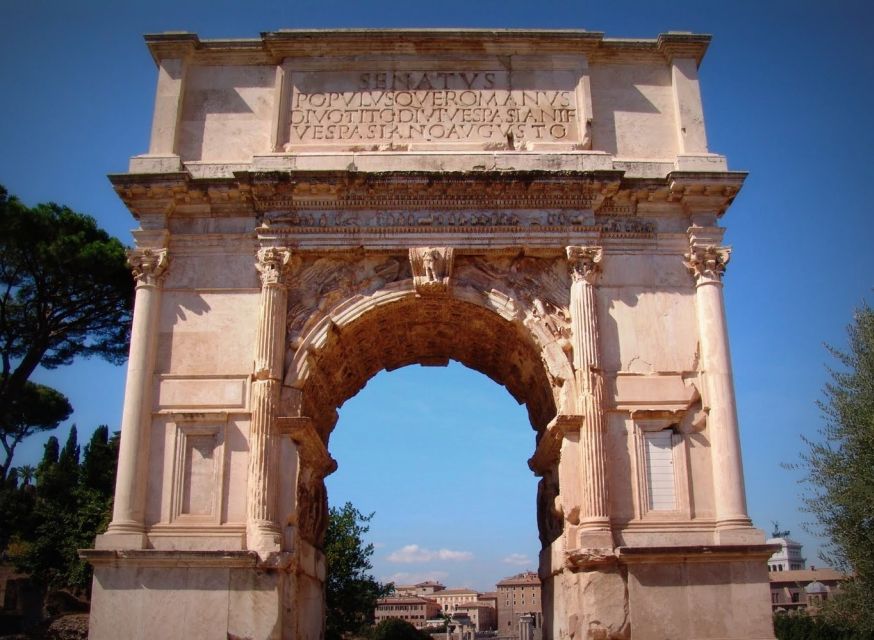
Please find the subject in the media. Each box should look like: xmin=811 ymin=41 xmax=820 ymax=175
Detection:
xmin=85 ymin=29 xmax=775 ymax=640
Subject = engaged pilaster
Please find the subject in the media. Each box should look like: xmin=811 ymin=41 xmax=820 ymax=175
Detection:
xmin=247 ymin=246 xmax=292 ymax=557
xmin=103 ymin=248 xmax=168 ymax=547
xmin=684 ymin=240 xmax=752 ymax=533
xmin=566 ymin=246 xmax=612 ymax=549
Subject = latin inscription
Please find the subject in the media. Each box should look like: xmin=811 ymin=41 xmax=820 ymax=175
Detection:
xmin=288 ymin=71 xmax=581 ymax=146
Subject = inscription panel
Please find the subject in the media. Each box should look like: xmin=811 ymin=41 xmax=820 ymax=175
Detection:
xmin=285 ymin=68 xmax=586 ymax=149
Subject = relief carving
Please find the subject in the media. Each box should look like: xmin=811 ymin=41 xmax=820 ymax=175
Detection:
xmin=286 ymin=256 xmax=405 ymax=349
xmin=454 ymin=255 xmax=572 ymax=343
xmin=128 ymin=248 xmax=168 ymax=286
xmin=409 ymin=247 xmax=454 ymax=295
xmin=566 ymin=246 xmax=603 ymax=285
xmin=683 ymin=245 xmax=731 ymax=282
xmin=255 ymin=246 xmax=295 ymax=287
xmin=296 ymin=472 xmax=328 ymax=546
xmin=537 ymin=469 xmax=564 ymax=546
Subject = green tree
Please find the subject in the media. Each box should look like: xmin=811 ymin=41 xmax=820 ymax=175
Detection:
xmin=800 ymin=303 xmax=874 ymax=634
xmin=325 ymin=502 xmax=392 ymax=640
xmin=0 ymin=381 xmax=72 ymax=479
xmin=773 ymin=610 xmax=866 ymax=640
xmin=369 ymin=618 xmax=432 ymax=640
xmin=0 ymin=184 xmax=133 ymax=475
xmin=7 ymin=425 xmax=119 ymax=593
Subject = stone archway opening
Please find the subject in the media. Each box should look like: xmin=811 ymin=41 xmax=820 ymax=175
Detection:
xmin=296 ymin=293 xmax=559 ymax=441
xmin=324 ymin=361 xmax=541 ymax=605
xmin=286 ymin=289 xmax=565 ymax=635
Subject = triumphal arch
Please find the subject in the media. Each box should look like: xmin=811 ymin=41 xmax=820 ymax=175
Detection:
xmin=82 ymin=29 xmax=776 ymax=639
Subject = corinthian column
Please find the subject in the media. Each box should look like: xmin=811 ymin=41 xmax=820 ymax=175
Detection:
xmin=684 ymin=244 xmax=751 ymax=531
xmin=247 ymin=247 xmax=292 ymax=557
xmin=566 ymin=246 xmax=611 ymax=546
xmin=104 ymin=248 xmax=168 ymax=546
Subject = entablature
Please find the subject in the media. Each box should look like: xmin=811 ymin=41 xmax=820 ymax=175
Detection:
xmin=111 ymin=168 xmax=745 ymax=222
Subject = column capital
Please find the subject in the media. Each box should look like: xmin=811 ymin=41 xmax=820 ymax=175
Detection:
xmin=127 ymin=248 xmax=168 ymax=286
xmin=684 ymin=244 xmax=730 ymax=283
xmin=256 ymin=246 xmax=293 ymax=287
xmin=566 ymin=245 xmax=603 ymax=284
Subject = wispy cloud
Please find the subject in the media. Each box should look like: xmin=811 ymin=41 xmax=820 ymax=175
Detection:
xmin=386 ymin=544 xmax=474 ymax=564
xmin=502 ymin=553 xmax=531 ymax=566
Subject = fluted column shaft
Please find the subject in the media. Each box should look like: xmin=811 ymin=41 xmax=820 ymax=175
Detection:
xmin=247 ymin=247 xmax=291 ymax=556
xmin=566 ymin=246 xmax=610 ymax=533
xmin=685 ymin=245 xmax=750 ymax=530
xmin=107 ymin=249 xmax=167 ymax=538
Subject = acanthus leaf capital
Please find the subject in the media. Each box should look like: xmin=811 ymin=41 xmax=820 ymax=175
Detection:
xmin=566 ymin=246 xmax=603 ymax=284
xmin=256 ymin=247 xmax=293 ymax=286
xmin=684 ymin=245 xmax=731 ymax=282
xmin=127 ymin=248 xmax=168 ymax=286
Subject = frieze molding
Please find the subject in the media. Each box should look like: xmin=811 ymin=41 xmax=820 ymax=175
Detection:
xmin=259 ymin=209 xmax=656 ymax=235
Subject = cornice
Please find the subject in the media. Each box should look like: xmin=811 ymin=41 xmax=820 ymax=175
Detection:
xmin=109 ymin=168 xmax=744 ymax=222
xmin=143 ymin=30 xmax=710 ymax=66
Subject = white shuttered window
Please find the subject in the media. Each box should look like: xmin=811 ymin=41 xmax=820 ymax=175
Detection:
xmin=644 ymin=430 xmax=676 ymax=511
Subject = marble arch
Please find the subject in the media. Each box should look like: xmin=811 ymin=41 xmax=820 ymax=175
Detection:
xmin=82 ymin=29 xmax=777 ymax=640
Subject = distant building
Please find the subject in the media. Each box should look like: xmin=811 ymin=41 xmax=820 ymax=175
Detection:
xmin=766 ymin=527 xmax=806 ymax=572
xmin=496 ymin=571 xmax=542 ymax=639
xmin=395 ymin=581 xmax=446 ymax=597
xmin=763 ymin=526 xmax=846 ymax=613
xmin=455 ymin=601 xmax=497 ymax=631
xmin=374 ymin=596 xmax=441 ymax=628
xmin=433 ymin=587 xmax=480 ymax=614
xmin=769 ymin=568 xmax=845 ymax=613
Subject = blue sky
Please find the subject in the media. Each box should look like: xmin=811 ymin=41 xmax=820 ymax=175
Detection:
xmin=2 ymin=0 xmax=873 ymax=591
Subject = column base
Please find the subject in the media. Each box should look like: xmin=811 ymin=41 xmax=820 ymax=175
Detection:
xmin=716 ymin=524 xmax=766 ymax=545
xmin=247 ymin=521 xmax=282 ymax=559
xmin=97 ymin=522 xmax=148 ymax=549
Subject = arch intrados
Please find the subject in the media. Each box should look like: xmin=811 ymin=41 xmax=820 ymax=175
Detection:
xmin=287 ymin=285 xmax=566 ymax=439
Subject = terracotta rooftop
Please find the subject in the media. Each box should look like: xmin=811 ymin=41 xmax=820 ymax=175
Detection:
xmin=378 ymin=596 xmax=438 ymax=605
xmin=497 ymin=571 xmax=540 ymax=586
xmin=768 ymin=568 xmax=846 ymax=583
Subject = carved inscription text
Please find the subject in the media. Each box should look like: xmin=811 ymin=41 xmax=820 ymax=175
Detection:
xmin=288 ymin=70 xmax=581 ymax=146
